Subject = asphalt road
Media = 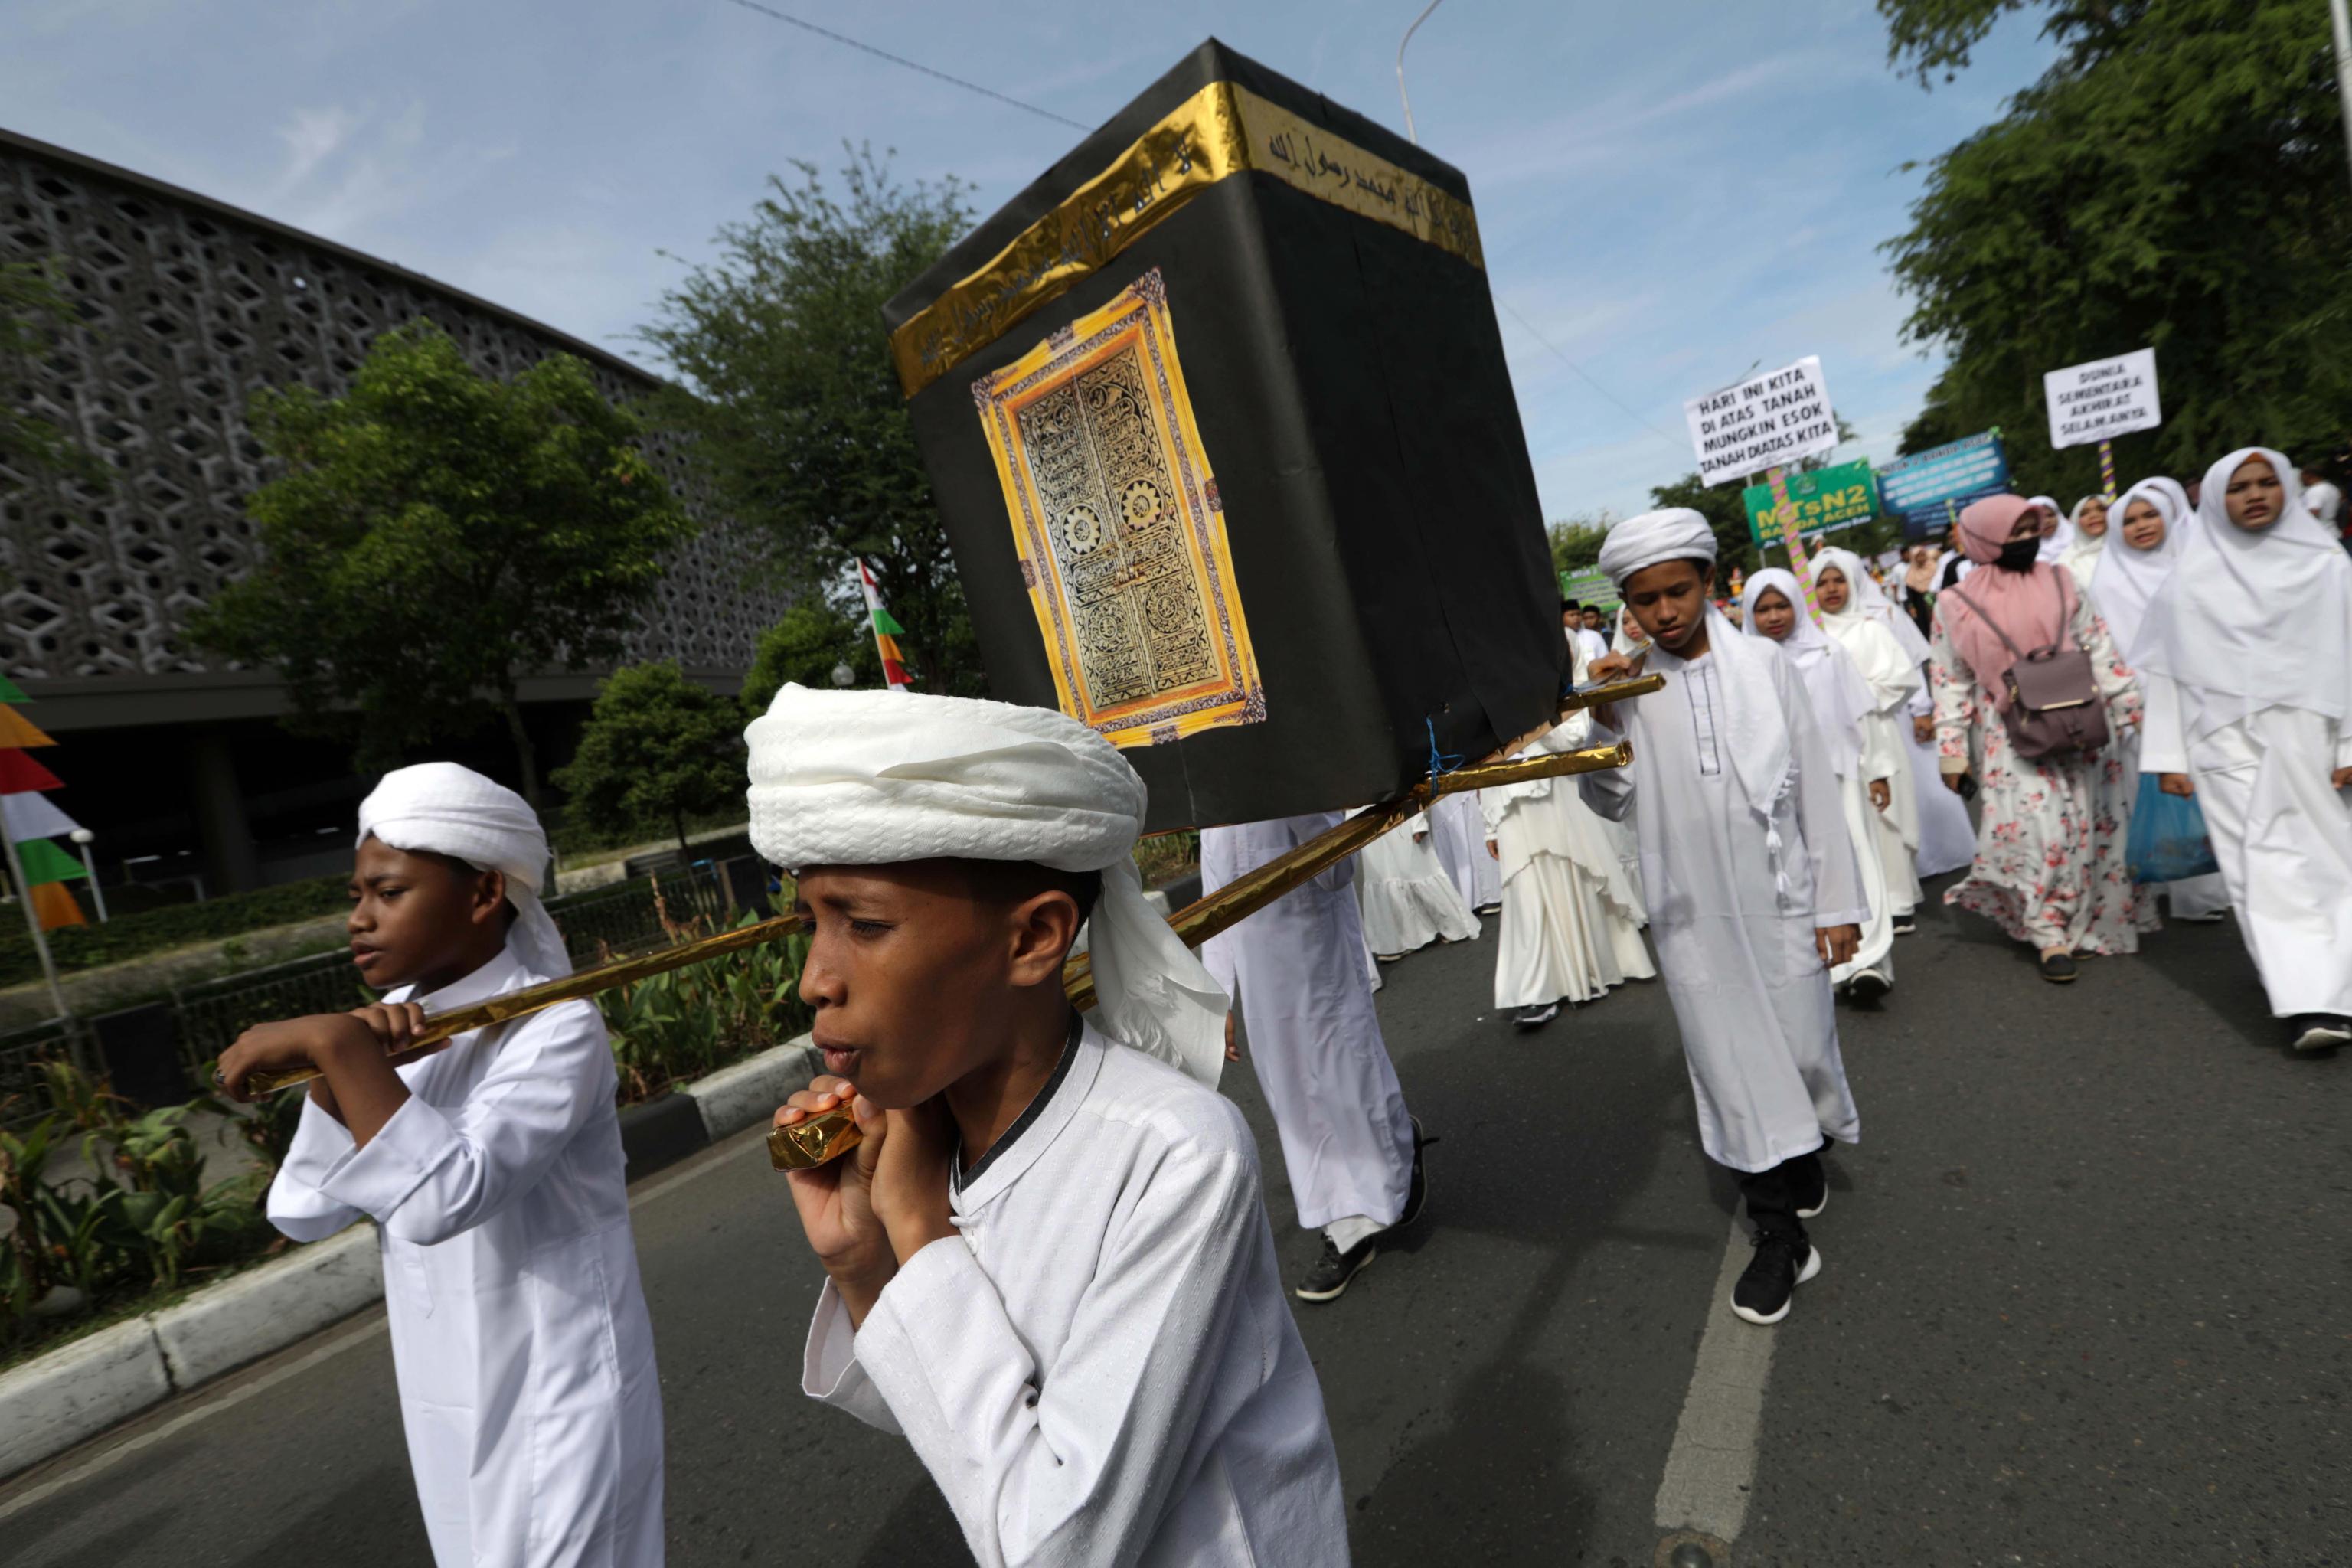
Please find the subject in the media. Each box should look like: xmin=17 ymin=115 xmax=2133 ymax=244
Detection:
xmin=4 ymin=877 xmax=2345 ymax=1566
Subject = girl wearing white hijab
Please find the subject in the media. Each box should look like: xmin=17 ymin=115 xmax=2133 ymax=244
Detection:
xmin=1811 ymin=547 xmax=1933 ymax=925
xmin=2137 ymin=449 xmax=2352 ymax=1051
xmin=1354 ymin=808 xmax=1481 ymax=960
xmin=237 ymin=763 xmax=665 ymax=1568
xmin=2100 ymin=480 xmax=2230 ymax=923
xmin=2060 ymin=493 xmax=2111 ymax=593
xmin=2027 ymin=495 xmax=2071 ymax=564
xmin=1742 ymin=569 xmax=1896 ymax=997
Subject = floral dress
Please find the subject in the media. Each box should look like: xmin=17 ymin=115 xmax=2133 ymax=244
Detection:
xmin=1929 ymin=592 xmax=2153 ymax=954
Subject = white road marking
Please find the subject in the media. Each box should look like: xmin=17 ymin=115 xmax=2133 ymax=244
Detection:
xmin=0 ymin=1120 xmax=766 ymax=1521
xmin=1652 ymin=1217 xmax=1779 ymax=1544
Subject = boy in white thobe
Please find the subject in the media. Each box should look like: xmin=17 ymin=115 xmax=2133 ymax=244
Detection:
xmin=221 ymin=764 xmax=664 ymax=1568
xmin=1200 ymin=815 xmax=1428 ymax=1303
xmin=749 ymin=686 xmax=1348 ymax=1566
xmin=1583 ymin=511 xmax=1867 ymax=1328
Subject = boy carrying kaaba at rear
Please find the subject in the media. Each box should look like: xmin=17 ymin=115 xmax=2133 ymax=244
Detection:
xmin=751 ymin=682 xmax=1349 ymax=1567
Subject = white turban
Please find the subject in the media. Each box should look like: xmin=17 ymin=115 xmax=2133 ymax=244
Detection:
xmin=744 ymin=684 xmax=1226 ymax=1088
xmin=358 ymin=763 xmax=570 ymax=978
xmin=1599 ymin=508 xmax=1718 ymax=588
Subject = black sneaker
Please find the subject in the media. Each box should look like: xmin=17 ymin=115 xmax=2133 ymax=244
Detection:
xmin=1514 ymin=1001 xmax=1560 ymax=1031
xmin=2290 ymin=1016 xmax=2352 ymax=1053
xmin=1792 ymin=1158 xmax=1828 ymax=1220
xmin=1295 ymin=1234 xmax=1378 ymax=1302
xmin=1892 ymin=915 xmax=1917 ymax=936
xmin=2039 ymin=952 xmax=2079 ymax=984
xmin=1731 ymin=1231 xmax=1821 ymax=1326
xmin=1390 ymin=1116 xmax=1436 ymax=1233
xmin=1845 ymin=967 xmax=1891 ymax=1001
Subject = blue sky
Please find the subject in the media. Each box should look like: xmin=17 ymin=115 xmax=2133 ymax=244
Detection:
xmin=2 ymin=0 xmax=2053 ymax=521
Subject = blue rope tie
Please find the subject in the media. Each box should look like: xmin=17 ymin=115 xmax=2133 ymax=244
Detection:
xmin=1424 ymin=716 xmax=1463 ymax=787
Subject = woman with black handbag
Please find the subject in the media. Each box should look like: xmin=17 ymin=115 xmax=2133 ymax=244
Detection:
xmin=1929 ymin=494 xmax=2151 ymax=982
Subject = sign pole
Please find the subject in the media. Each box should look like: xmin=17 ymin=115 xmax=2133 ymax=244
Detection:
xmin=2098 ymin=439 xmax=2117 ymax=502
xmin=1768 ymin=466 xmax=1821 ymax=622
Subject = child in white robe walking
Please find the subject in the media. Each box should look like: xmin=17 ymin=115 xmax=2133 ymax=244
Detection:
xmin=751 ymin=685 xmax=1349 ymax=1566
xmin=1354 ymin=809 xmax=1480 ymax=960
xmin=2136 ymin=449 xmax=2352 ymax=1052
xmin=221 ymin=763 xmax=664 ymax=1568
xmin=1583 ymin=511 xmax=1867 ymax=1328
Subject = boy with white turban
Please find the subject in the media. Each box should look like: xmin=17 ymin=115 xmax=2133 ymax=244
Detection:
xmin=1583 ymin=511 xmax=1868 ymax=1327
xmin=752 ymin=685 xmax=1348 ymax=1566
xmin=217 ymin=762 xmax=665 ymax=1568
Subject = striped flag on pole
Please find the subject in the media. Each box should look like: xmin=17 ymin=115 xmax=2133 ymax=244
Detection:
xmin=857 ymin=560 xmax=915 ymax=691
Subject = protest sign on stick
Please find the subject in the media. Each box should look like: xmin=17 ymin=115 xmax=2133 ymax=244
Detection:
xmin=2043 ymin=348 xmax=2160 ymax=500
xmin=1686 ymin=358 xmax=1839 ymax=619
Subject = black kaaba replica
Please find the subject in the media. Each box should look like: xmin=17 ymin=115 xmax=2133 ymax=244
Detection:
xmin=884 ymin=38 xmax=1564 ymax=831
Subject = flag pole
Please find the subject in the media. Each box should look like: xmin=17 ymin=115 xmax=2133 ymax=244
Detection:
xmin=0 ymin=825 xmax=69 ymax=1018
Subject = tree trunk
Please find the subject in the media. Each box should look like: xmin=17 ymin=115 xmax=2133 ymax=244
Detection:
xmin=499 ymin=694 xmax=542 ymax=809
xmin=674 ymin=808 xmax=689 ymax=853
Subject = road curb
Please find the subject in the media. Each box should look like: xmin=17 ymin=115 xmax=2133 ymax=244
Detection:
xmin=0 ymin=1033 xmax=817 ymax=1482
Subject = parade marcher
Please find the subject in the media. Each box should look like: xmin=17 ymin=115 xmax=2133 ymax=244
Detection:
xmin=1481 ymin=632 xmax=1655 ymax=1029
xmin=1741 ymin=570 xmax=1896 ymax=998
xmin=1563 ymin=599 xmax=1609 ymax=665
xmin=2060 ymin=493 xmax=2111 ymax=594
xmin=220 ymin=763 xmax=665 ymax=1568
xmin=1813 ymin=547 xmax=1932 ymax=929
xmin=2027 ymin=495 xmax=2070 ymax=563
xmin=1200 ymin=814 xmax=1430 ymax=1302
xmin=2098 ymin=480 xmax=2230 ymax=922
xmin=1614 ymin=604 xmax=1652 ymax=659
xmin=1426 ymin=788 xmax=1502 ymax=914
xmin=2136 ymin=449 xmax=2352 ymax=1052
xmin=1931 ymin=495 xmax=2149 ymax=982
xmin=1896 ymin=541 xmax=1942 ymax=644
xmin=1583 ymin=509 xmax=1866 ymax=1328
xmin=1355 ymin=808 xmax=1481 ymax=960
xmin=750 ymin=685 xmax=1351 ymax=1564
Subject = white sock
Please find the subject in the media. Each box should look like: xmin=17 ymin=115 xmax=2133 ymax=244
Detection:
xmin=1325 ymin=1214 xmax=1384 ymax=1253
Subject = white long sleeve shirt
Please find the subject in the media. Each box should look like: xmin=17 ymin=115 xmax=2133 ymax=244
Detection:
xmin=268 ymin=942 xmax=664 ymax=1568
xmin=804 ymin=1021 xmax=1348 ymax=1567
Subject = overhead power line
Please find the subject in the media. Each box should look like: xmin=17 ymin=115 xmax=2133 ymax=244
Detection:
xmin=1497 ymin=296 xmax=1689 ymax=461
xmin=717 ymin=0 xmax=1091 ymax=132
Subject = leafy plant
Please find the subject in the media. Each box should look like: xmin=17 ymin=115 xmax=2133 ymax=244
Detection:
xmin=552 ymin=662 xmax=748 ymax=851
xmin=600 ymin=900 xmax=811 ymax=1102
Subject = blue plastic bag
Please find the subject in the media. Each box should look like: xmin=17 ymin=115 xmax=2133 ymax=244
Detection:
xmin=2126 ymin=774 xmax=2221 ymax=884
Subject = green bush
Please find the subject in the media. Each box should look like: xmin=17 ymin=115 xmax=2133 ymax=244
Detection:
xmin=599 ymin=903 xmax=810 ymax=1102
xmin=0 ymin=874 xmax=351 ymax=989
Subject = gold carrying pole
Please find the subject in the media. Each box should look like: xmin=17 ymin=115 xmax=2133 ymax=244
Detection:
xmin=247 ymin=677 xmax=1662 ymax=1110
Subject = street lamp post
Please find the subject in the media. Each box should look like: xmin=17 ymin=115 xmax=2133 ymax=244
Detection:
xmin=70 ymin=828 xmax=107 ymax=922
xmin=1395 ymin=0 xmax=1449 ymax=145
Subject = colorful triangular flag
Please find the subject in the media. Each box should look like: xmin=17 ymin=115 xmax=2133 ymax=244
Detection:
xmin=856 ymin=560 xmax=916 ymax=691
xmin=1 ymin=791 xmax=80 ymax=841
xmin=0 ymin=674 xmax=26 ymax=703
xmin=0 ymin=707 xmax=54 ymax=748
xmin=15 ymin=837 xmax=85 ymax=885
xmin=30 ymin=881 xmax=86 ymax=930
xmin=0 ymin=750 xmax=64 ymax=794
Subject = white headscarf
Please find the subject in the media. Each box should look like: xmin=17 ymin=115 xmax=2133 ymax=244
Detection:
xmin=2027 ymin=495 xmax=2071 ymax=563
xmin=2307 ymin=479 xmax=2344 ymax=525
xmin=1740 ymin=569 xmax=1873 ymax=779
xmin=2135 ymin=446 xmax=2352 ymax=740
xmin=358 ymin=763 xmax=570 ymax=978
xmin=743 ymin=684 xmax=1225 ymax=1087
xmin=2094 ymin=479 xmax=2198 ymax=659
xmin=1602 ymin=509 xmax=1795 ymax=834
xmin=2062 ymin=494 xmax=2111 ymax=589
xmin=1813 ymin=544 xmax=1933 ymax=666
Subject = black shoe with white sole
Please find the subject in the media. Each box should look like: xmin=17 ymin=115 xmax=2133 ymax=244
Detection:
xmin=1731 ymin=1231 xmax=1821 ymax=1326
xmin=1846 ymin=967 xmax=1891 ymax=1001
xmin=1295 ymin=1234 xmax=1378 ymax=1302
xmin=1514 ymin=1001 xmax=1560 ymax=1031
xmin=2039 ymin=952 xmax=2079 ymax=983
xmin=1892 ymin=915 xmax=1917 ymax=936
xmin=2291 ymin=1016 xmax=2352 ymax=1053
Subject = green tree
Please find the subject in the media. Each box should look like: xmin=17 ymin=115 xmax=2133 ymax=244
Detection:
xmin=1877 ymin=0 xmax=2352 ymax=496
xmin=639 ymin=150 xmax=985 ymax=696
xmin=1646 ymin=471 xmax=1762 ymax=580
xmin=0 ymin=259 xmax=103 ymax=482
xmin=740 ymin=602 xmax=879 ymax=716
xmin=1547 ymin=512 xmax=1613 ymax=576
xmin=554 ymin=662 xmax=746 ymax=851
xmin=188 ymin=322 xmax=695 ymax=804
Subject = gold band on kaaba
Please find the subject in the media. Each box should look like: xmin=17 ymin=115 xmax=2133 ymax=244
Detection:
xmin=889 ymin=80 xmax=1485 ymax=400
xmin=972 ymin=270 xmax=1263 ymax=749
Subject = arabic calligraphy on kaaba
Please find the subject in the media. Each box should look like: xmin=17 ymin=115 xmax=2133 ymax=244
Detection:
xmin=972 ymin=270 xmax=1264 ymax=748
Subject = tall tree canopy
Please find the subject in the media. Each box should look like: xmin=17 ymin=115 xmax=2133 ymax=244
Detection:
xmin=189 ymin=322 xmax=695 ymax=802
xmin=553 ymin=662 xmax=746 ymax=851
xmin=639 ymin=151 xmax=985 ymax=696
xmin=1879 ymin=0 xmax=2352 ymax=494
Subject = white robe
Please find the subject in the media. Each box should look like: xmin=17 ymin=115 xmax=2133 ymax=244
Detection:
xmin=1426 ymin=789 xmax=1501 ymax=911
xmin=1200 ymin=817 xmax=1415 ymax=1232
xmin=1355 ymin=810 xmax=1480 ymax=957
xmin=2142 ymin=675 xmax=2352 ymax=1018
xmin=1821 ymin=612 xmax=1928 ymax=915
xmin=1481 ymin=711 xmax=1655 ymax=1008
xmin=269 ymin=944 xmax=664 ymax=1568
xmin=804 ymin=1023 xmax=1348 ymax=1567
xmin=1583 ymin=641 xmax=1867 ymax=1173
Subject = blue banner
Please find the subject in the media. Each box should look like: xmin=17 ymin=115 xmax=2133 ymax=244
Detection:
xmin=1878 ymin=430 xmax=2011 ymax=536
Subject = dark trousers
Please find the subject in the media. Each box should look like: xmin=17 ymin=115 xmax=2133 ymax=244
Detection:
xmin=1739 ymin=1144 xmax=1824 ymax=1239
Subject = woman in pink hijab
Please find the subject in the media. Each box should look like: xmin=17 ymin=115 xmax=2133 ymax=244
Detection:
xmin=1929 ymin=493 xmax=2151 ymax=982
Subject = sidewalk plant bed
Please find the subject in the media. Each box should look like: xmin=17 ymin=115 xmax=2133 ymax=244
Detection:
xmin=0 ymin=897 xmax=814 ymax=1366
xmin=0 ymin=874 xmax=351 ymax=989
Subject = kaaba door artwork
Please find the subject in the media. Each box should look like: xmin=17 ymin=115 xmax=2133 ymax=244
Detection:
xmin=973 ymin=269 xmax=1265 ymax=749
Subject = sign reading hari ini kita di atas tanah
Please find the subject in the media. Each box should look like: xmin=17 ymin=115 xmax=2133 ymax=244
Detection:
xmin=2043 ymin=348 xmax=2161 ymax=450
xmin=1684 ymin=357 xmax=1838 ymax=488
